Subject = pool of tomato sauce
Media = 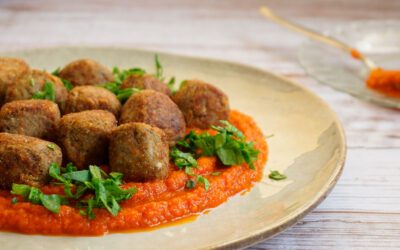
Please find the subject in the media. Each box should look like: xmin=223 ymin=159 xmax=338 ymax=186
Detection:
xmin=0 ymin=110 xmax=268 ymax=236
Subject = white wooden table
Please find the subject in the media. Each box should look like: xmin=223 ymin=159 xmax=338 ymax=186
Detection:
xmin=1 ymin=0 xmax=399 ymax=248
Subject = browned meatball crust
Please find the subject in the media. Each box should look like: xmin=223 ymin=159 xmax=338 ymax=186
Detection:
xmin=59 ymin=59 xmax=113 ymax=87
xmin=5 ymin=69 xmax=68 ymax=110
xmin=57 ymin=110 xmax=117 ymax=169
xmin=64 ymin=86 xmax=121 ymax=117
xmin=119 ymin=90 xmax=185 ymax=146
xmin=121 ymin=74 xmax=172 ymax=97
xmin=0 ymin=99 xmax=61 ymax=140
xmin=0 ymin=58 xmax=31 ymax=107
xmin=172 ymin=80 xmax=230 ymax=129
xmin=0 ymin=133 xmax=62 ymax=189
xmin=109 ymin=122 xmax=169 ymax=182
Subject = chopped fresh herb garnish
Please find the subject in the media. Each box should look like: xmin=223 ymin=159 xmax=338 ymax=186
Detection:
xmin=51 ymin=67 xmax=61 ymax=76
xmin=179 ymin=80 xmax=188 ymax=89
xmin=185 ymin=167 xmax=210 ymax=192
xmin=11 ymin=183 xmax=68 ymax=213
xmin=47 ymin=144 xmax=56 ymax=151
xmin=11 ymin=197 xmax=18 ymax=204
xmin=62 ymin=79 xmax=74 ymax=92
xmin=211 ymin=172 xmax=221 ymax=176
xmin=170 ymin=147 xmax=198 ymax=168
xmin=265 ymin=134 xmax=274 ymax=139
xmin=30 ymin=78 xmax=35 ymax=86
xmin=51 ymin=67 xmax=74 ymax=92
xmin=32 ymin=81 xmax=55 ymax=102
xmin=97 ymin=54 xmax=177 ymax=100
xmin=186 ymin=180 xmax=195 ymax=188
xmin=170 ymin=121 xmax=260 ymax=191
xmin=152 ymin=54 xmax=176 ymax=93
xmin=154 ymin=54 xmax=163 ymax=81
xmin=10 ymin=163 xmax=137 ymax=219
xmin=167 ymin=77 xmax=175 ymax=92
xmin=97 ymin=67 xmax=145 ymax=101
xmin=175 ymin=120 xmax=259 ymax=170
xmin=116 ymin=88 xmax=141 ymax=102
xmin=269 ymin=170 xmax=287 ymax=181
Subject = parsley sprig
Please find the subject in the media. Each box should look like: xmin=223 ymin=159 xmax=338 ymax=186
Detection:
xmin=170 ymin=120 xmax=260 ymax=191
xmin=10 ymin=163 xmax=137 ymax=219
xmin=32 ymin=81 xmax=56 ymax=102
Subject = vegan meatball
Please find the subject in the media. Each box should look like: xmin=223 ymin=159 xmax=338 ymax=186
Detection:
xmin=59 ymin=59 xmax=113 ymax=87
xmin=5 ymin=69 xmax=68 ymax=110
xmin=57 ymin=110 xmax=117 ymax=169
xmin=0 ymin=132 xmax=62 ymax=189
xmin=109 ymin=122 xmax=169 ymax=182
xmin=0 ymin=58 xmax=31 ymax=107
xmin=0 ymin=99 xmax=61 ymax=140
xmin=119 ymin=90 xmax=185 ymax=146
xmin=172 ymin=79 xmax=230 ymax=129
xmin=120 ymin=74 xmax=172 ymax=97
xmin=63 ymin=86 xmax=121 ymax=117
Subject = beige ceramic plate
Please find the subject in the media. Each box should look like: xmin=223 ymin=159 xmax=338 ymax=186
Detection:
xmin=0 ymin=47 xmax=346 ymax=249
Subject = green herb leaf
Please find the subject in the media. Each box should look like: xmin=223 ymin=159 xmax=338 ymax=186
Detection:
xmin=186 ymin=180 xmax=195 ymax=188
xmin=179 ymin=80 xmax=188 ymax=89
xmin=269 ymin=170 xmax=287 ymax=181
xmin=11 ymin=197 xmax=18 ymax=204
xmin=171 ymin=120 xmax=261 ymax=191
xmin=169 ymin=147 xmax=198 ymax=169
xmin=109 ymin=172 xmax=123 ymax=185
xmin=40 ymin=194 xmax=61 ymax=213
xmin=184 ymin=167 xmax=210 ymax=192
xmin=154 ymin=54 xmax=163 ymax=80
xmin=62 ymin=79 xmax=74 ymax=92
xmin=51 ymin=67 xmax=61 ymax=76
xmin=28 ymin=187 xmax=42 ymax=205
xmin=32 ymin=81 xmax=56 ymax=102
xmin=30 ymin=78 xmax=35 ymax=86
xmin=11 ymin=183 xmax=66 ymax=214
xmin=211 ymin=172 xmax=221 ymax=176
xmin=62 ymin=170 xmax=90 ymax=183
xmin=116 ymin=88 xmax=141 ymax=102
xmin=211 ymin=120 xmax=245 ymax=140
xmin=167 ymin=77 xmax=175 ymax=92
xmin=196 ymin=176 xmax=210 ymax=192
xmin=12 ymin=162 xmax=137 ymax=219
xmin=11 ymin=184 xmax=31 ymax=200
xmin=49 ymin=163 xmax=71 ymax=186
xmin=47 ymin=144 xmax=56 ymax=151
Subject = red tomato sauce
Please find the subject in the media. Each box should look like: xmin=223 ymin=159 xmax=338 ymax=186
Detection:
xmin=0 ymin=110 xmax=268 ymax=236
xmin=366 ymin=68 xmax=400 ymax=98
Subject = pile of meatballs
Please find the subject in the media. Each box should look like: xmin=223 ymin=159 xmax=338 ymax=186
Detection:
xmin=0 ymin=57 xmax=230 ymax=190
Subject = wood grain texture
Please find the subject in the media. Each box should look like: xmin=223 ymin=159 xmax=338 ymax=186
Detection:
xmin=0 ymin=0 xmax=399 ymax=249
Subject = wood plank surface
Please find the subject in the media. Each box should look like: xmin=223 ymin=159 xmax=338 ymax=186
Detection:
xmin=0 ymin=0 xmax=399 ymax=249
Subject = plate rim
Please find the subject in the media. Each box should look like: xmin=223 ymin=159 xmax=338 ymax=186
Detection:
xmin=1 ymin=46 xmax=347 ymax=249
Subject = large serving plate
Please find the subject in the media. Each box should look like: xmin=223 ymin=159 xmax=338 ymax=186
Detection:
xmin=0 ymin=47 xmax=346 ymax=249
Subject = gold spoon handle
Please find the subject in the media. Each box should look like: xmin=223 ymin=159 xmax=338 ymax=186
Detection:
xmin=259 ymin=6 xmax=377 ymax=70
